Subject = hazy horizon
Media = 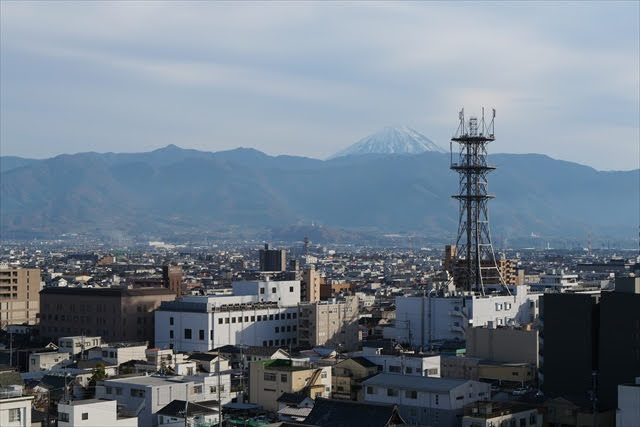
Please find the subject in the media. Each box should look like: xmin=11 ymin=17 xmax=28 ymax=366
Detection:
xmin=1 ymin=2 xmax=639 ymax=170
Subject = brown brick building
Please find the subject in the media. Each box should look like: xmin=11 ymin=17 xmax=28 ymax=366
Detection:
xmin=39 ymin=287 xmax=175 ymax=344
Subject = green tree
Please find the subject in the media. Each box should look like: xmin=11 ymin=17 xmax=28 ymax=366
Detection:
xmin=88 ymin=362 xmax=106 ymax=397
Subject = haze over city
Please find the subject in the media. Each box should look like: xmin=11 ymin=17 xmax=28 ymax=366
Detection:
xmin=1 ymin=1 xmax=638 ymax=170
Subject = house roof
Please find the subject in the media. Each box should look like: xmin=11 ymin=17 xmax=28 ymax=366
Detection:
xmin=362 ymin=373 xmax=469 ymax=393
xmin=157 ymin=400 xmax=218 ymax=418
xmin=244 ymin=347 xmax=288 ymax=357
xmin=303 ymin=397 xmax=404 ymax=427
xmin=351 ymin=357 xmax=377 ymax=368
xmin=277 ymin=392 xmax=308 ymax=405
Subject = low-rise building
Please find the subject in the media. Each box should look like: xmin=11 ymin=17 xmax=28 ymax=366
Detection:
xmin=249 ymin=359 xmax=331 ymax=412
xmin=28 ymin=351 xmax=71 ymax=372
xmin=156 ymin=400 xmax=219 ymax=427
xmin=87 ymin=342 xmax=148 ymax=366
xmin=359 ymin=346 xmax=441 ymax=377
xmin=461 ymin=401 xmax=541 ymax=427
xmin=0 ymin=385 xmax=33 ymax=427
xmin=58 ymin=336 xmax=103 ymax=356
xmin=362 ymin=373 xmax=490 ymax=427
xmin=57 ymin=399 xmax=137 ymax=427
xmin=332 ymin=357 xmax=379 ymax=401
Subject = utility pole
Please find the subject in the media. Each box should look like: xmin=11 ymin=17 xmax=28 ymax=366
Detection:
xmin=217 ymin=358 xmax=222 ymax=427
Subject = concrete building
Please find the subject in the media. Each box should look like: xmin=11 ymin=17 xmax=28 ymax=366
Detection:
xmin=332 ymin=357 xmax=379 ymax=400
xmin=58 ymin=336 xmax=102 ymax=356
xmin=260 ymin=244 xmax=286 ymax=272
xmin=162 ymin=265 xmax=183 ymax=297
xmin=540 ymin=291 xmax=601 ymax=400
xmin=87 ymin=342 xmax=148 ymax=366
xmin=320 ymin=282 xmax=355 ymax=299
xmin=28 ymin=351 xmax=71 ymax=372
xmin=462 ymin=401 xmax=541 ymax=427
xmin=362 ymin=373 xmax=490 ymax=427
xmin=155 ymin=280 xmax=301 ymax=352
xmin=156 ymin=400 xmax=219 ymax=427
xmin=57 ymin=399 xmax=137 ymax=427
xmin=358 ymin=346 xmax=440 ymax=377
xmin=0 ymin=386 xmax=33 ymax=427
xmin=466 ymin=326 xmax=538 ymax=367
xmin=297 ymin=297 xmax=359 ymax=351
xmin=249 ymin=359 xmax=331 ymax=412
xmin=96 ymin=373 xmax=231 ymax=427
xmin=616 ymin=377 xmax=640 ymax=427
xmin=386 ymin=286 xmax=539 ymax=346
xmin=39 ymin=286 xmax=175 ymax=344
xmin=0 ymin=267 xmax=41 ymax=327
xmin=301 ymin=266 xmax=321 ymax=302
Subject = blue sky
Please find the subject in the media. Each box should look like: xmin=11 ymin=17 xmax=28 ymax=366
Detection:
xmin=1 ymin=1 xmax=638 ymax=170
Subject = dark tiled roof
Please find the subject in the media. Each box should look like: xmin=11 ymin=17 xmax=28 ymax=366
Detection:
xmin=157 ymin=400 xmax=218 ymax=417
xmin=188 ymin=352 xmax=219 ymax=362
xmin=303 ymin=398 xmax=404 ymax=427
xmin=351 ymin=356 xmax=377 ymax=368
xmin=277 ymin=392 xmax=308 ymax=405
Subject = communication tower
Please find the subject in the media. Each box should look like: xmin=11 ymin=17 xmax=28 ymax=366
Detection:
xmin=450 ymin=108 xmax=506 ymax=294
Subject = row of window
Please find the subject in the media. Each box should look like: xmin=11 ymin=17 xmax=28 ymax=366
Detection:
xmin=262 ymin=338 xmax=296 ymax=347
xmin=104 ymin=386 xmax=145 ymax=398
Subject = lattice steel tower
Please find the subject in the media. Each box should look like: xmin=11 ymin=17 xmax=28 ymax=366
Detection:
xmin=450 ymin=108 xmax=505 ymax=294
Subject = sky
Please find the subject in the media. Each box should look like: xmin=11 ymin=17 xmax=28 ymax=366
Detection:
xmin=1 ymin=1 xmax=638 ymax=170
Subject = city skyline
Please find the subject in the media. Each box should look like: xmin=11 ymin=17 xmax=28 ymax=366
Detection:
xmin=1 ymin=2 xmax=638 ymax=170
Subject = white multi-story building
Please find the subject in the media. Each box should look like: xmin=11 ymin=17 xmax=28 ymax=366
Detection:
xmin=58 ymin=336 xmax=102 ymax=356
xmin=0 ymin=386 xmax=33 ymax=427
xmin=385 ymin=286 xmax=539 ymax=346
xmin=87 ymin=342 xmax=148 ymax=366
xmin=362 ymin=373 xmax=490 ymax=427
xmin=357 ymin=346 xmax=440 ymax=377
xmin=155 ymin=280 xmax=301 ymax=352
xmin=57 ymin=399 xmax=137 ymax=427
xmin=96 ymin=373 xmax=231 ymax=427
xmin=617 ymin=377 xmax=640 ymax=427
xmin=28 ymin=351 xmax=71 ymax=373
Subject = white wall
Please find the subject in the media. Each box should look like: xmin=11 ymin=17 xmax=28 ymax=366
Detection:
xmin=58 ymin=399 xmax=137 ymax=427
xmin=0 ymin=396 xmax=32 ymax=427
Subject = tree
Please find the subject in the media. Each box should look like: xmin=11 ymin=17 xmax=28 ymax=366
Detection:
xmin=87 ymin=362 xmax=106 ymax=397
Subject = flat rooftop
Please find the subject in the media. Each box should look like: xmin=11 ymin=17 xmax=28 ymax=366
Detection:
xmin=105 ymin=375 xmax=189 ymax=387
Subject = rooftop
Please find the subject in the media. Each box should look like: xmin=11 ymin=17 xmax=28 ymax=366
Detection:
xmin=105 ymin=375 xmax=189 ymax=387
xmin=362 ymin=373 xmax=470 ymax=392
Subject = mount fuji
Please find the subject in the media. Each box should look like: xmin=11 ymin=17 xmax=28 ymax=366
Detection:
xmin=329 ymin=126 xmax=446 ymax=159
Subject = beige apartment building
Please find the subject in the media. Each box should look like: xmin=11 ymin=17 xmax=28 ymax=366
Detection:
xmin=0 ymin=267 xmax=41 ymax=327
xmin=297 ymin=296 xmax=359 ymax=351
xmin=249 ymin=359 xmax=331 ymax=412
xmin=301 ymin=266 xmax=321 ymax=302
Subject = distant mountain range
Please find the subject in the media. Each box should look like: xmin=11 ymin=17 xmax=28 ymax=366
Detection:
xmin=330 ymin=126 xmax=445 ymax=159
xmin=1 ymin=139 xmax=638 ymax=244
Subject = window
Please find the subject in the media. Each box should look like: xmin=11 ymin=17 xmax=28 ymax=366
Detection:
xmin=529 ymin=414 xmax=537 ymax=425
xmin=199 ymin=329 xmax=205 ymax=340
xmin=263 ymin=341 xmax=267 ymax=346
xmin=232 ymin=317 xmax=236 ymax=323
xmin=287 ymin=313 xmax=291 ymax=319
xmin=169 ymin=330 xmax=174 ymax=339
xmin=9 ymin=408 xmax=21 ymax=422
xmin=406 ymin=390 xmax=417 ymax=399
xmin=281 ymin=374 xmax=287 ymax=382
xmin=271 ymin=287 xmax=276 ymax=293
xmin=389 ymin=365 xmax=401 ymax=373
xmin=169 ymin=317 xmax=174 ymax=325
xmin=82 ymin=413 xmax=89 ymax=420
xmin=260 ymin=288 xmax=265 ymax=294
xmin=218 ymin=318 xmax=223 ymax=324
xmin=264 ymin=372 xmax=276 ymax=381
xmin=289 ymin=286 xmax=294 ymax=292
xmin=275 ymin=339 xmax=279 ymax=345
xmin=287 ymin=326 xmax=291 ymax=332
xmin=427 ymin=368 xmax=439 ymax=376
xmin=58 ymin=412 xmax=69 ymax=422
xmin=106 ymin=386 xmax=113 ymax=394
xmin=387 ymin=388 xmax=398 ymax=397
xmin=131 ymin=388 xmax=145 ymax=398
xmin=184 ymin=329 xmax=192 ymax=339
xmin=435 ymin=395 xmax=439 ymax=405
xmin=210 ymin=330 xmax=213 ymax=340
xmin=275 ymin=314 xmax=280 ymax=320
xmin=321 ymin=371 xmax=327 ymax=378
xmin=275 ymin=327 xmax=279 ymax=333
xmin=192 ymin=385 xmax=203 ymax=394
xmin=293 ymin=313 xmax=297 ymax=319
xmin=269 ymin=340 xmax=273 ymax=346
xmin=405 ymin=367 xmax=413 ymax=374
xmin=293 ymin=325 xmax=297 ymax=331
xmin=225 ymin=318 xmax=229 ymax=324
xmin=116 ymin=387 xmax=122 ymax=395
xmin=251 ymin=316 xmax=255 ymax=321
xmin=519 ymin=418 xmax=526 ymax=427
xmin=245 ymin=316 xmax=249 ymax=322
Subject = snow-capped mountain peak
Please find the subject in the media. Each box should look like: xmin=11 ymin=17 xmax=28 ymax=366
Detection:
xmin=330 ymin=126 xmax=446 ymax=159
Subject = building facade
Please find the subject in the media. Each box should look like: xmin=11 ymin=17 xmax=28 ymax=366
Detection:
xmin=260 ymin=245 xmax=286 ymax=272
xmin=297 ymin=297 xmax=359 ymax=351
xmin=57 ymin=399 xmax=137 ymax=427
xmin=0 ymin=267 xmax=41 ymax=327
xmin=39 ymin=286 xmax=175 ymax=344
xmin=301 ymin=266 xmax=321 ymax=302
xmin=466 ymin=326 xmax=538 ymax=367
